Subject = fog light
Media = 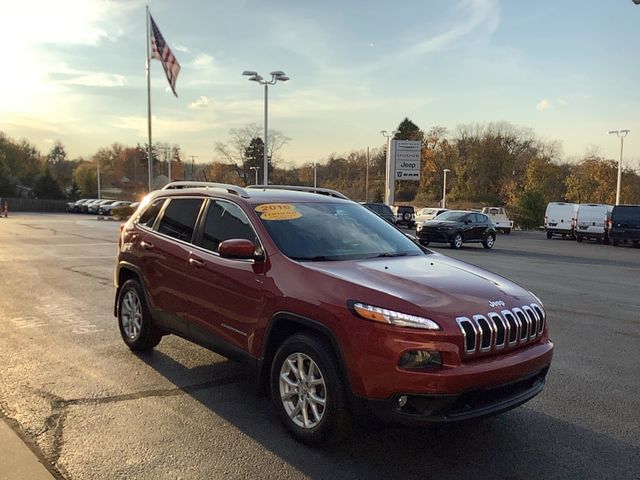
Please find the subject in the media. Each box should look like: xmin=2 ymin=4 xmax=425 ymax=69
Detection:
xmin=398 ymin=395 xmax=408 ymax=407
xmin=398 ymin=350 xmax=442 ymax=370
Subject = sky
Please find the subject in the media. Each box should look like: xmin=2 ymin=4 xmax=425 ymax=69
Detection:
xmin=2 ymin=0 xmax=640 ymax=169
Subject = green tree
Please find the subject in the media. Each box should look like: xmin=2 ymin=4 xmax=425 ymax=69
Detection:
xmin=33 ymin=168 xmax=64 ymax=199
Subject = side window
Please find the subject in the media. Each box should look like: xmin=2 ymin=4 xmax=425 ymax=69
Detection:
xmin=157 ymin=198 xmax=204 ymax=242
xmin=199 ymin=200 xmax=256 ymax=252
xmin=468 ymin=214 xmax=479 ymax=223
xmin=138 ymin=198 xmax=166 ymax=228
xmin=477 ymin=214 xmax=488 ymax=223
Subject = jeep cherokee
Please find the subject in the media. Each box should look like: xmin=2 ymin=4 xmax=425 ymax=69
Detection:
xmin=114 ymin=182 xmax=553 ymax=445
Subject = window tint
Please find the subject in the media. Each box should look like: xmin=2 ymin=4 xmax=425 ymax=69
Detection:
xmin=612 ymin=206 xmax=640 ymax=223
xmin=199 ymin=200 xmax=256 ymax=252
xmin=477 ymin=214 xmax=488 ymax=223
xmin=138 ymin=198 xmax=166 ymax=228
xmin=157 ymin=198 xmax=204 ymax=242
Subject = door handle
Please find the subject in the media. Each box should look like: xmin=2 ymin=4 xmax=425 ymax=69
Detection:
xmin=140 ymin=240 xmax=154 ymax=250
xmin=189 ymin=256 xmax=205 ymax=267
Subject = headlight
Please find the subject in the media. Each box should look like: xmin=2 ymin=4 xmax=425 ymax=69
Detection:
xmin=349 ymin=301 xmax=440 ymax=330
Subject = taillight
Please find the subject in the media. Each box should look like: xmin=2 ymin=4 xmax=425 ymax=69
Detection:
xmin=119 ymin=223 xmax=125 ymax=248
xmin=544 ymin=215 xmax=547 ymax=225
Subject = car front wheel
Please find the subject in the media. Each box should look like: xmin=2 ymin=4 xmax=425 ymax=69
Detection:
xmin=450 ymin=232 xmax=463 ymax=249
xmin=482 ymin=233 xmax=496 ymax=249
xmin=117 ymin=279 xmax=162 ymax=351
xmin=270 ymin=333 xmax=350 ymax=445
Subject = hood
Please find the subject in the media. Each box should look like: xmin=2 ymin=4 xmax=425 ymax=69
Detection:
xmin=301 ymin=253 xmax=533 ymax=318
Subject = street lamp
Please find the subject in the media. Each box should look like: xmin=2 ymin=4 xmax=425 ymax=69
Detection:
xmin=608 ymin=129 xmax=630 ymax=205
xmin=381 ymin=130 xmax=398 ymax=205
xmin=310 ymin=162 xmax=317 ymax=190
xmin=249 ymin=166 xmax=260 ymax=185
xmin=242 ymin=70 xmax=290 ymax=186
xmin=96 ymin=156 xmax=101 ymax=199
xmin=442 ymin=168 xmax=451 ymax=208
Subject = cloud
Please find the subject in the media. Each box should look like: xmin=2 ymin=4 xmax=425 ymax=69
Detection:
xmin=63 ymin=73 xmax=127 ymax=87
xmin=174 ymin=44 xmax=190 ymax=53
xmin=536 ymin=99 xmax=552 ymax=111
xmin=556 ymin=98 xmax=569 ymax=106
xmin=192 ymin=53 xmax=215 ymax=69
xmin=110 ymin=115 xmax=216 ymax=138
xmin=406 ymin=0 xmax=500 ymax=57
xmin=189 ymin=96 xmax=211 ymax=109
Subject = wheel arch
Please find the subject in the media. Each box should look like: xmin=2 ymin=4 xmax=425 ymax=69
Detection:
xmin=258 ymin=312 xmax=351 ymax=397
xmin=114 ymin=262 xmax=143 ymax=317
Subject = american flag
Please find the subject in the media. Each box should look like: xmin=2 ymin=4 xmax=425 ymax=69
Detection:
xmin=150 ymin=14 xmax=181 ymax=97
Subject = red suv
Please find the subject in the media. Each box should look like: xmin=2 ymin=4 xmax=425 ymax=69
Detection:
xmin=114 ymin=182 xmax=553 ymax=445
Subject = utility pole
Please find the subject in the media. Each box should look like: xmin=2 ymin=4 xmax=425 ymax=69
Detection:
xmin=188 ymin=155 xmax=198 ymax=180
xmin=365 ymin=147 xmax=370 ymax=202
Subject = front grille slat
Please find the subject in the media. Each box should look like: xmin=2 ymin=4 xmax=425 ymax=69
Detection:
xmin=457 ymin=303 xmax=546 ymax=358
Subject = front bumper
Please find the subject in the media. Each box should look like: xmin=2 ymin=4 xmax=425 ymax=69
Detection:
xmin=417 ymin=229 xmax=454 ymax=243
xmin=358 ymin=365 xmax=549 ymax=425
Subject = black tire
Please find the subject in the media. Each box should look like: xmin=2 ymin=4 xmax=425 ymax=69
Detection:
xmin=270 ymin=333 xmax=351 ymax=446
xmin=402 ymin=212 xmax=412 ymax=222
xmin=482 ymin=232 xmax=496 ymax=249
xmin=117 ymin=279 xmax=162 ymax=351
xmin=546 ymin=231 xmax=552 ymax=239
xmin=612 ymin=238 xmax=619 ymax=246
xmin=450 ymin=232 xmax=464 ymax=249
xmin=504 ymin=228 xmax=511 ymax=235
xmin=633 ymin=241 xmax=639 ymax=248
xmin=576 ymin=235 xmax=583 ymax=243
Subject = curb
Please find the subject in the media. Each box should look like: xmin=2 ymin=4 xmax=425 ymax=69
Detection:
xmin=0 ymin=417 xmax=57 ymax=480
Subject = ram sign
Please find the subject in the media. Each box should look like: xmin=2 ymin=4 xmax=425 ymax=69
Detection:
xmin=393 ymin=140 xmax=421 ymax=181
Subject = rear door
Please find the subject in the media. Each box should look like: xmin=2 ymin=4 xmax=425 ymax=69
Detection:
xmin=145 ymin=197 xmax=206 ymax=336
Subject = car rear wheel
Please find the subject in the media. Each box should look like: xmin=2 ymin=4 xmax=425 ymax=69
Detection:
xmin=504 ymin=228 xmax=511 ymax=235
xmin=576 ymin=235 xmax=583 ymax=243
xmin=546 ymin=231 xmax=552 ymax=239
xmin=483 ymin=233 xmax=495 ymax=249
xmin=450 ymin=232 xmax=463 ymax=249
xmin=270 ymin=333 xmax=350 ymax=445
xmin=117 ymin=279 xmax=162 ymax=351
xmin=612 ymin=238 xmax=619 ymax=246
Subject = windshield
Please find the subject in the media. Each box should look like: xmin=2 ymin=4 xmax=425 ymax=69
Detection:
xmin=433 ymin=211 xmax=468 ymax=222
xmin=612 ymin=206 xmax=640 ymax=224
xmin=257 ymin=202 xmax=424 ymax=261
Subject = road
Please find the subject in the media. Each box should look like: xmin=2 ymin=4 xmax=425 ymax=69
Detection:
xmin=0 ymin=214 xmax=638 ymax=479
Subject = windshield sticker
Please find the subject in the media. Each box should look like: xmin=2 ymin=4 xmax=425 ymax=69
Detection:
xmin=256 ymin=203 xmax=302 ymax=221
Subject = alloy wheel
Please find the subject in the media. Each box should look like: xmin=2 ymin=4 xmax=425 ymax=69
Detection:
xmin=121 ymin=289 xmax=142 ymax=340
xmin=279 ymin=352 xmax=327 ymax=429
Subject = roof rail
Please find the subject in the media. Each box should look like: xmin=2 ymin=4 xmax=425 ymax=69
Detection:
xmin=162 ymin=181 xmax=250 ymax=198
xmin=246 ymin=185 xmax=349 ymax=200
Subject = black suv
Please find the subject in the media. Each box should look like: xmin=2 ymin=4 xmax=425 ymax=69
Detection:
xmin=360 ymin=202 xmax=396 ymax=224
xmin=609 ymin=205 xmax=640 ymax=247
xmin=416 ymin=210 xmax=497 ymax=249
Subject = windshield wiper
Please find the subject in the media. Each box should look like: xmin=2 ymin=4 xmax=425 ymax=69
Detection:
xmin=289 ymin=255 xmax=332 ymax=262
xmin=374 ymin=252 xmax=408 ymax=258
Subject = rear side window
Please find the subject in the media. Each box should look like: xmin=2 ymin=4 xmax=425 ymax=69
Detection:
xmin=138 ymin=198 xmax=166 ymax=228
xmin=198 ymin=200 xmax=256 ymax=252
xmin=612 ymin=206 xmax=640 ymax=223
xmin=157 ymin=198 xmax=204 ymax=242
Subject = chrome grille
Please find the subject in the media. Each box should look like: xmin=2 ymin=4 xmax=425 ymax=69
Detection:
xmin=457 ymin=303 xmax=546 ymax=356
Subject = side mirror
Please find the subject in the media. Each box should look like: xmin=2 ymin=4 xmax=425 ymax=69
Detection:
xmin=218 ymin=239 xmax=261 ymax=260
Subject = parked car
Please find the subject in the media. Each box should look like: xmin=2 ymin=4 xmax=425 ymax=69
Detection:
xmin=417 ymin=210 xmax=497 ymax=249
xmin=361 ymin=202 xmax=396 ymax=224
xmin=114 ymin=182 xmax=552 ymax=445
xmin=481 ymin=207 xmax=513 ymax=234
xmin=98 ymin=201 xmax=131 ymax=216
xmin=67 ymin=198 xmax=91 ymax=213
xmin=544 ymin=202 xmax=578 ymax=239
xmin=392 ymin=205 xmax=415 ymax=228
xmin=608 ymin=204 xmax=640 ymax=247
xmin=81 ymin=199 xmax=102 ymax=213
xmin=415 ymin=207 xmax=448 ymax=224
xmin=88 ymin=199 xmax=116 ymax=214
xmin=574 ymin=204 xmax=613 ymax=243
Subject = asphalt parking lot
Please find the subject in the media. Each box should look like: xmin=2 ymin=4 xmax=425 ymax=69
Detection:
xmin=0 ymin=214 xmax=638 ymax=480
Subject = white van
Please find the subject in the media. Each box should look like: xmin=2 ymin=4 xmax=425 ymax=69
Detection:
xmin=575 ymin=204 xmax=613 ymax=243
xmin=545 ymin=202 xmax=578 ymax=239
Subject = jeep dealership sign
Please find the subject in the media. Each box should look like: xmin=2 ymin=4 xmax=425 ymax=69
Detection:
xmin=393 ymin=140 xmax=421 ymax=180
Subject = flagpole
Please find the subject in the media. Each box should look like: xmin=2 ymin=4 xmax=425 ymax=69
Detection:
xmin=146 ymin=5 xmax=153 ymax=192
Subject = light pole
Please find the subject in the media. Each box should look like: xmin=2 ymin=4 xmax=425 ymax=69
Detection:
xmin=381 ymin=130 xmax=398 ymax=205
xmin=249 ymin=166 xmax=260 ymax=185
xmin=442 ymin=168 xmax=451 ymax=208
xmin=242 ymin=70 xmax=290 ymax=186
xmin=96 ymin=156 xmax=101 ymax=199
xmin=310 ymin=162 xmax=317 ymax=190
xmin=608 ymin=129 xmax=630 ymax=205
